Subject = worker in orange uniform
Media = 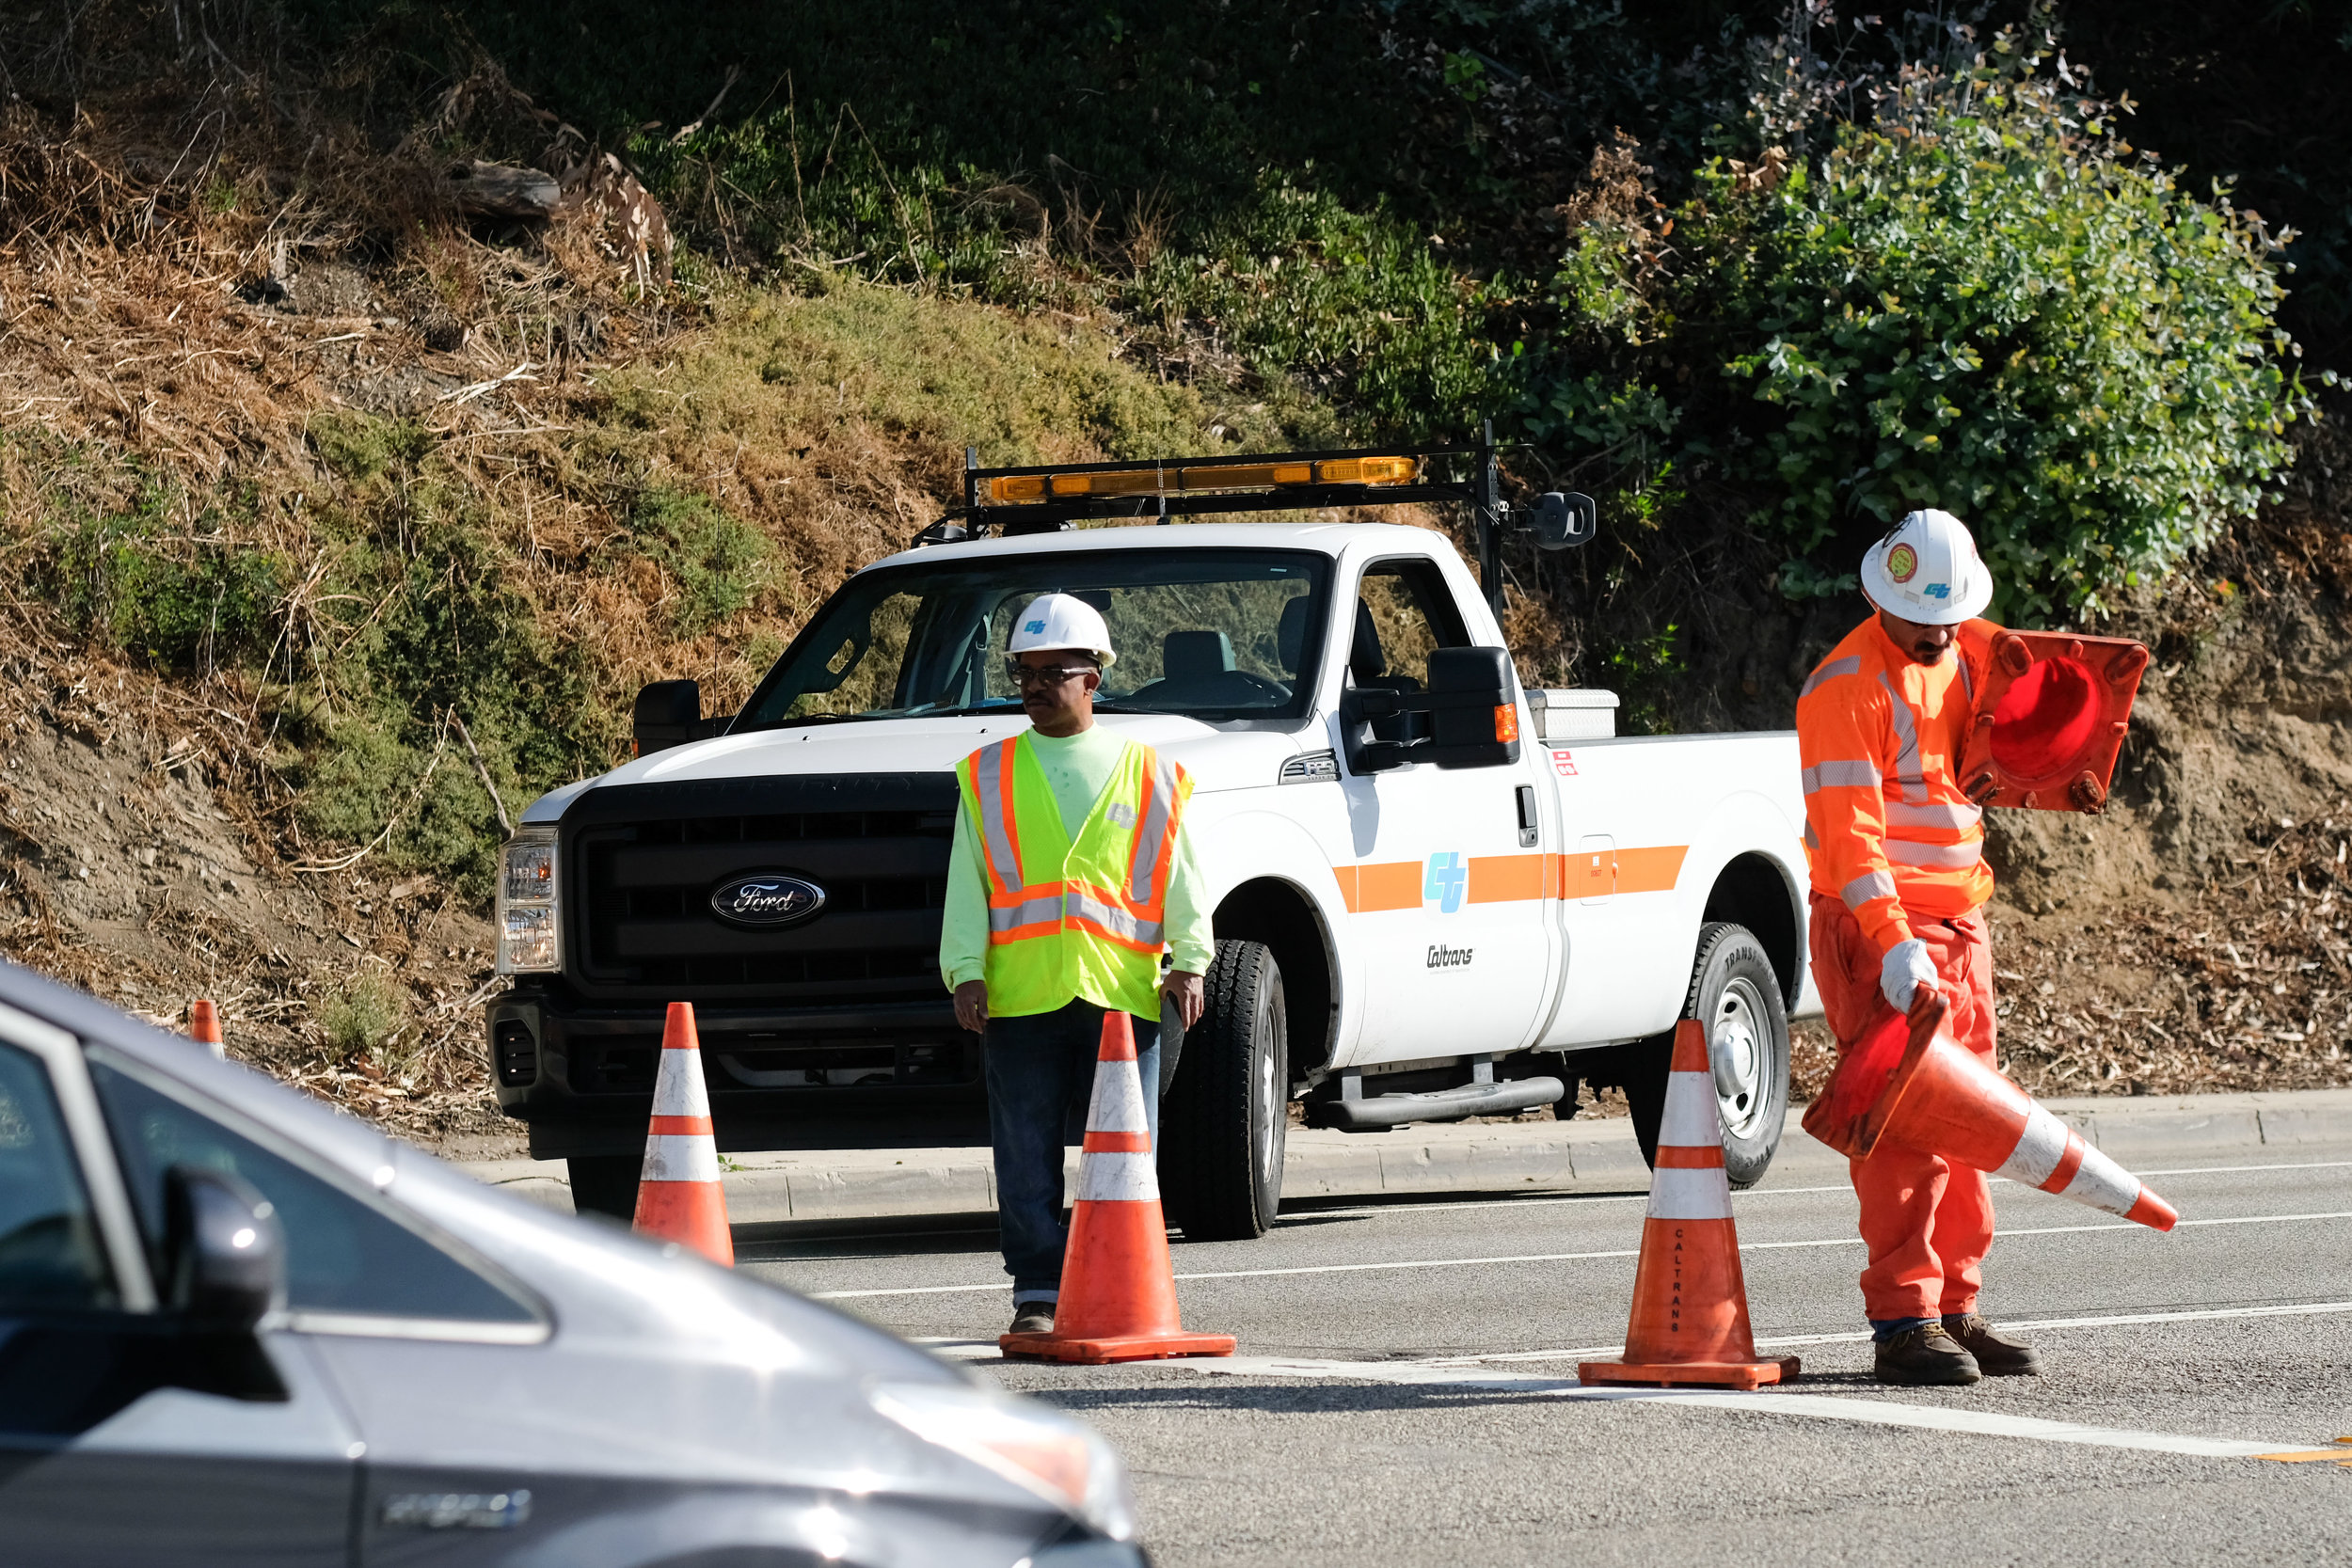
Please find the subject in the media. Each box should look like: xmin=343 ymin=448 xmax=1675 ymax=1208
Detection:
xmin=1796 ymin=508 xmax=2041 ymax=1386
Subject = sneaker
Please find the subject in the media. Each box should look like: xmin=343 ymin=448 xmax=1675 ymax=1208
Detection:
xmin=1008 ymin=1298 xmax=1056 ymax=1336
xmin=1874 ymin=1323 xmax=1981 ymax=1386
xmin=1944 ymin=1312 xmax=2042 ymax=1376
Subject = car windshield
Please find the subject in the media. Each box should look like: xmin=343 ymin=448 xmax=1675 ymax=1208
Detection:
xmin=739 ymin=547 xmax=1332 ymax=728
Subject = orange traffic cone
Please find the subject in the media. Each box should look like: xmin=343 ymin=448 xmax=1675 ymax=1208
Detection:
xmin=189 ymin=998 xmax=226 ymax=1060
xmin=1000 ymin=1010 xmax=1235 ymax=1365
xmin=629 ymin=1002 xmax=734 ymax=1265
xmin=1805 ymin=992 xmax=2178 ymax=1231
xmin=1581 ymin=1020 xmax=1799 ymax=1391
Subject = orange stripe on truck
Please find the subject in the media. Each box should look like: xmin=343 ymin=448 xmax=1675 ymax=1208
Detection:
xmin=1335 ymin=847 xmax=1687 ymax=911
xmin=1467 ymin=854 xmax=1546 ymax=904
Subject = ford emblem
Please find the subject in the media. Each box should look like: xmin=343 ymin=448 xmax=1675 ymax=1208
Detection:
xmin=709 ymin=872 xmax=827 ymax=928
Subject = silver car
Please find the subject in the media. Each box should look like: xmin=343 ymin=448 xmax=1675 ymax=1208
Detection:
xmin=0 ymin=959 xmax=1144 ymax=1566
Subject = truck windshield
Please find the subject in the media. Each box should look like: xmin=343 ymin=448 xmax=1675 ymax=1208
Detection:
xmin=738 ymin=547 xmax=1332 ymax=729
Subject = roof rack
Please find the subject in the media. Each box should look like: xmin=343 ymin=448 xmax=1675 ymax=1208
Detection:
xmin=911 ymin=420 xmax=1596 ymax=617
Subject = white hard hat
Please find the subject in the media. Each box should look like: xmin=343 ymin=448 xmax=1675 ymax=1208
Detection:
xmin=1860 ymin=509 xmax=1994 ymax=625
xmin=1007 ymin=593 xmax=1116 ymax=668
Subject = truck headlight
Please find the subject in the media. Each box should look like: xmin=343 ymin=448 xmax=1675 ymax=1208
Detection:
xmin=497 ymin=829 xmax=561 ymax=974
xmin=869 ymin=1383 xmax=1136 ymax=1543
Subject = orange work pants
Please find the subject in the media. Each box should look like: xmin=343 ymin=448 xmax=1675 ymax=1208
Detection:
xmin=1807 ymin=894 xmax=1998 ymax=1323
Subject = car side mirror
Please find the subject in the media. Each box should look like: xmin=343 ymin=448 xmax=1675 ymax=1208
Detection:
xmin=633 ymin=679 xmax=702 ymax=755
xmin=1530 ymin=491 xmax=1597 ymax=550
xmin=164 ymin=1166 xmax=285 ymax=1333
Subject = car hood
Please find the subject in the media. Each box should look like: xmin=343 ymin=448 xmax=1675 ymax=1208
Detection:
xmin=525 ymin=714 xmax=1304 ymax=823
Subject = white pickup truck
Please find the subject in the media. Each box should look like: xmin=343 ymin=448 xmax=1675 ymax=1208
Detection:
xmin=488 ymin=444 xmax=1820 ymax=1239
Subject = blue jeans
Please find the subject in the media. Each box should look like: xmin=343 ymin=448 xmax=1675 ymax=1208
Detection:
xmin=985 ymin=998 xmax=1162 ymax=1301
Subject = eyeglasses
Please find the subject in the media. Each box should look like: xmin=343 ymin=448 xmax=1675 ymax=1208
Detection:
xmin=1003 ymin=660 xmax=1097 ymax=689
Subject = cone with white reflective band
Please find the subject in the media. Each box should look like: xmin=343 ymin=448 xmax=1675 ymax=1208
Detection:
xmin=1863 ymin=992 xmax=2178 ymax=1231
xmin=630 ymin=1002 xmax=734 ymax=1264
xmin=1581 ymin=1020 xmax=1799 ymax=1391
xmin=188 ymin=998 xmax=226 ymax=1060
xmin=999 ymin=1009 xmax=1234 ymax=1364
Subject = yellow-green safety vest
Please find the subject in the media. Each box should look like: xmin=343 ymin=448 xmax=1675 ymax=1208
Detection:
xmin=955 ymin=732 xmax=1192 ymax=1019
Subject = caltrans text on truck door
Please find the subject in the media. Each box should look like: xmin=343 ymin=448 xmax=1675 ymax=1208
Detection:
xmin=487 ymin=437 xmax=1821 ymax=1238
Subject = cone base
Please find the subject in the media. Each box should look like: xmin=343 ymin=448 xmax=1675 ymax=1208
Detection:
xmin=999 ymin=1330 xmax=1237 ymax=1365
xmin=1578 ymin=1354 xmax=1801 ymax=1391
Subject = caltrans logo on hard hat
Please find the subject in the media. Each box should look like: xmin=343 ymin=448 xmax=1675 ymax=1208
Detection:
xmin=1007 ymin=593 xmax=1118 ymax=667
xmin=1861 ymin=509 xmax=1993 ymax=626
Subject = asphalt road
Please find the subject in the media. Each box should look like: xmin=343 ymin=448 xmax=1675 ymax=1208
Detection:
xmin=738 ymin=1144 xmax=2352 ymax=1566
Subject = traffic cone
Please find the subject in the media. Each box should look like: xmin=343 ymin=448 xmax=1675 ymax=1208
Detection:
xmin=189 ymin=998 xmax=226 ymax=1060
xmin=1808 ymin=991 xmax=2178 ymax=1231
xmin=630 ymin=1002 xmax=733 ymax=1265
xmin=1581 ymin=1020 xmax=1799 ymax=1391
xmin=999 ymin=1010 xmax=1235 ymax=1365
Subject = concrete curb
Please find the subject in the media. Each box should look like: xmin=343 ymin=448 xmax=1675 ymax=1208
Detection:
xmin=458 ymin=1086 xmax=2352 ymax=1225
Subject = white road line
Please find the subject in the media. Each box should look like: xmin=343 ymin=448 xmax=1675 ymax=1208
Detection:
xmin=1422 ymin=1299 xmax=2352 ymax=1366
xmin=1181 ymin=1358 xmax=2327 ymax=1459
xmin=812 ymin=1208 xmax=2352 ymax=1298
xmin=909 ymin=1338 xmax=2333 ymax=1460
xmin=1251 ymin=1161 xmax=2352 ymax=1228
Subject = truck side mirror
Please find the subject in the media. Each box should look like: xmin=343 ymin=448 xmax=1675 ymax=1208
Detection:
xmin=1531 ymin=492 xmax=1597 ymax=550
xmin=163 ymin=1166 xmax=285 ymax=1333
xmin=633 ymin=679 xmax=702 ymax=755
xmin=1345 ymin=647 xmax=1523 ymax=773
xmin=1423 ymin=646 xmax=1522 ymax=770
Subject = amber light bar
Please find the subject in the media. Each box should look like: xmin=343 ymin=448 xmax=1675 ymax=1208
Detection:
xmin=986 ymin=454 xmax=1418 ymax=505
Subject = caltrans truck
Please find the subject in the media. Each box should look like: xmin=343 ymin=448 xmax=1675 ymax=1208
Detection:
xmin=486 ymin=440 xmax=1822 ymax=1238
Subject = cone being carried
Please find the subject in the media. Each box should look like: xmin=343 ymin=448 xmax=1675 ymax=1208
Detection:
xmin=1804 ymin=990 xmax=2177 ymax=1232
xmin=999 ymin=1010 xmax=1233 ymax=1365
xmin=1581 ymin=1020 xmax=1799 ymax=1391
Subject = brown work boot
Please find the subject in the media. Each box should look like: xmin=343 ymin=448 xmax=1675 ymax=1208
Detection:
xmin=1874 ymin=1323 xmax=1981 ymax=1386
xmin=1944 ymin=1313 xmax=2042 ymax=1376
xmin=1008 ymin=1298 xmax=1056 ymax=1336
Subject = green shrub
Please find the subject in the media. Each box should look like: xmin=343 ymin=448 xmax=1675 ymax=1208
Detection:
xmin=46 ymin=481 xmax=285 ymax=670
xmin=623 ymin=486 xmax=770 ymax=636
xmin=1529 ymin=40 xmax=2310 ymax=620
xmin=315 ymin=968 xmax=406 ymax=1058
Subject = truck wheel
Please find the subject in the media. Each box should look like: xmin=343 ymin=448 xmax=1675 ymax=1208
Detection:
xmin=1629 ymin=922 xmax=1791 ymax=1190
xmin=568 ymin=1154 xmax=642 ymax=1222
xmin=1159 ymin=940 xmax=1287 ymax=1242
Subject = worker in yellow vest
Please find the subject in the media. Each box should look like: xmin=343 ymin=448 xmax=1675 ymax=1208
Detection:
xmin=944 ymin=593 xmax=1216 ymax=1338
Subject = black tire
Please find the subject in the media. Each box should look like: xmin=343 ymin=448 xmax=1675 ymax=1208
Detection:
xmin=567 ymin=1154 xmax=642 ymax=1221
xmin=1628 ymin=921 xmax=1791 ymax=1189
xmin=1158 ymin=940 xmax=1288 ymax=1241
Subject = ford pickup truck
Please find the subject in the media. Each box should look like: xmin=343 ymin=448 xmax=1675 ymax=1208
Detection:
xmin=487 ymin=442 xmax=1821 ymax=1239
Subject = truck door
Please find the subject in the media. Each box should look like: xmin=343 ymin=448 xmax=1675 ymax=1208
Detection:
xmin=1328 ymin=558 xmax=1554 ymax=1061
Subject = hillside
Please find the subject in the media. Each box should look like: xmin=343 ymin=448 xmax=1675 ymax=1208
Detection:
xmin=3 ymin=2 xmax=2351 ymax=1156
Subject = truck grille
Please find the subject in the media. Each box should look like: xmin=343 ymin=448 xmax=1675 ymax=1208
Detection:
xmin=564 ymin=774 xmax=959 ymax=1004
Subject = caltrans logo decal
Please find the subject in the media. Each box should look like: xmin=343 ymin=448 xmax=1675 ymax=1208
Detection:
xmin=1423 ymin=852 xmax=1467 ymax=914
xmin=1886 ymin=543 xmax=1918 ymax=583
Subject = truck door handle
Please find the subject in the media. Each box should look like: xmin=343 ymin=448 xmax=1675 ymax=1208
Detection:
xmin=1515 ymin=784 xmax=1539 ymax=847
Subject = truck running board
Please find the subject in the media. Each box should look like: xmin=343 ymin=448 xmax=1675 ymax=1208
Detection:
xmin=1314 ymin=1076 xmax=1565 ymax=1132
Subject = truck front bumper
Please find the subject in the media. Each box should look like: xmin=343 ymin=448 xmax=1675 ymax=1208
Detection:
xmin=487 ymin=982 xmax=988 ymax=1159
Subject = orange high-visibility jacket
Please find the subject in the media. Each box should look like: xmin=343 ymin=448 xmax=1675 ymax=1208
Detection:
xmin=1796 ymin=616 xmax=2000 ymax=956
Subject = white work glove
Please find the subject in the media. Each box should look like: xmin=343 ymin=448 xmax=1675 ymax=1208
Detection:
xmin=1879 ymin=938 xmax=1940 ymax=1014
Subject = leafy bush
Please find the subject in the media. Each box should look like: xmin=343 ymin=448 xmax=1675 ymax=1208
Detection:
xmin=1531 ymin=35 xmax=2310 ymax=620
xmin=45 ymin=479 xmax=285 ymax=670
xmin=623 ymin=486 xmax=769 ymax=637
xmin=315 ymin=968 xmax=406 ymax=1058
